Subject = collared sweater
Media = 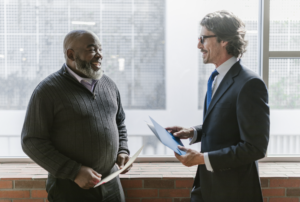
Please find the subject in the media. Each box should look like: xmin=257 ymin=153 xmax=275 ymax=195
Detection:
xmin=21 ymin=65 xmax=130 ymax=181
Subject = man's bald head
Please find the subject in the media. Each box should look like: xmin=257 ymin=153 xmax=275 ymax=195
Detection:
xmin=63 ymin=30 xmax=103 ymax=80
xmin=63 ymin=30 xmax=99 ymax=61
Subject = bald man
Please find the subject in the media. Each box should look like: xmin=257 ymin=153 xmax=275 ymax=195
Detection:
xmin=21 ymin=30 xmax=130 ymax=202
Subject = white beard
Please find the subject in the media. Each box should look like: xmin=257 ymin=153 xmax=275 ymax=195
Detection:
xmin=75 ymin=57 xmax=103 ymax=80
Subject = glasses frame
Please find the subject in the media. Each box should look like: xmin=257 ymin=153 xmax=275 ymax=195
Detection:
xmin=198 ymin=35 xmax=217 ymax=44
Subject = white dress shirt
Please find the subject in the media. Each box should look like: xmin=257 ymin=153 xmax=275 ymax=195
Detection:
xmin=190 ymin=56 xmax=238 ymax=172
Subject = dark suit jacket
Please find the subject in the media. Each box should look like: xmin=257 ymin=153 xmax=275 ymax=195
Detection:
xmin=191 ymin=61 xmax=269 ymax=202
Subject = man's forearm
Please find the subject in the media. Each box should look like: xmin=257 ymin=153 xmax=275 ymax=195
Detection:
xmin=22 ymin=136 xmax=82 ymax=180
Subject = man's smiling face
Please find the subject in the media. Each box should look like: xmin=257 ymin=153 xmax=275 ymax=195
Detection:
xmin=73 ymin=33 xmax=103 ymax=79
xmin=198 ymin=26 xmax=223 ymax=65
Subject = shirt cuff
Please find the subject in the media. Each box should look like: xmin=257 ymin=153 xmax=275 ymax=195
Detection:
xmin=189 ymin=127 xmax=198 ymax=145
xmin=204 ymin=152 xmax=213 ymax=172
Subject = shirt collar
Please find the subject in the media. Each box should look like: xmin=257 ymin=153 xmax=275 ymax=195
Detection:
xmin=64 ymin=63 xmax=94 ymax=85
xmin=216 ymin=56 xmax=238 ymax=76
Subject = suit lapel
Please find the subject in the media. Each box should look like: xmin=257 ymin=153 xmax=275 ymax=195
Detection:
xmin=203 ymin=94 xmax=207 ymax=120
xmin=203 ymin=61 xmax=242 ymax=123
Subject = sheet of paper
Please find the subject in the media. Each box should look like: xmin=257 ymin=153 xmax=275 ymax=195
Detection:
xmin=94 ymin=145 xmax=144 ymax=188
xmin=146 ymin=122 xmax=161 ymax=142
xmin=148 ymin=116 xmax=186 ymax=155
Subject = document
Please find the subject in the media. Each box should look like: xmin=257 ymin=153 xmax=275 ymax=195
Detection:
xmin=94 ymin=145 xmax=144 ymax=188
xmin=146 ymin=116 xmax=186 ymax=156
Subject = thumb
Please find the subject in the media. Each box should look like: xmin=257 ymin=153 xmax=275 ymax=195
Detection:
xmin=118 ymin=157 xmax=125 ymax=169
xmin=178 ymin=145 xmax=187 ymax=151
xmin=174 ymin=130 xmax=183 ymax=137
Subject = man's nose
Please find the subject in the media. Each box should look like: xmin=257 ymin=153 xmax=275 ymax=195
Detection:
xmin=95 ymin=51 xmax=103 ymax=60
xmin=197 ymin=41 xmax=203 ymax=49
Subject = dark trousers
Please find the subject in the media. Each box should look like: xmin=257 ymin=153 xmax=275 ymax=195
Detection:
xmin=46 ymin=174 xmax=125 ymax=202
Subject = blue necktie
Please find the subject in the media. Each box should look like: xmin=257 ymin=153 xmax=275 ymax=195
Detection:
xmin=206 ymin=69 xmax=219 ymax=110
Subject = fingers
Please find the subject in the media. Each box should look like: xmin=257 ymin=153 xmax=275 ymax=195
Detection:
xmin=92 ymin=170 xmax=102 ymax=178
xmin=120 ymin=156 xmax=132 ymax=174
xmin=90 ymin=171 xmax=101 ymax=185
xmin=124 ymin=155 xmax=129 ymax=164
xmin=165 ymin=126 xmax=181 ymax=133
xmin=178 ymin=145 xmax=188 ymax=152
xmin=173 ymin=130 xmax=184 ymax=137
xmin=174 ymin=151 xmax=181 ymax=160
xmin=173 ymin=130 xmax=189 ymax=139
xmin=121 ymin=163 xmax=132 ymax=174
xmin=118 ymin=156 xmax=126 ymax=169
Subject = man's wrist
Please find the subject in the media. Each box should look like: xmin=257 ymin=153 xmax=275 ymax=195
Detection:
xmin=189 ymin=127 xmax=195 ymax=138
xmin=198 ymin=153 xmax=205 ymax=165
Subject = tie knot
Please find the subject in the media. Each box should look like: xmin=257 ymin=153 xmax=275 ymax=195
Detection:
xmin=210 ymin=69 xmax=219 ymax=80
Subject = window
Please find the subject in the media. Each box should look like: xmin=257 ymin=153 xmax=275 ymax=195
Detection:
xmin=267 ymin=0 xmax=300 ymax=157
xmin=0 ymin=0 xmax=299 ymax=159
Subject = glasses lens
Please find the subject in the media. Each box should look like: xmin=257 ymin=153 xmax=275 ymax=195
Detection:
xmin=201 ymin=36 xmax=204 ymax=44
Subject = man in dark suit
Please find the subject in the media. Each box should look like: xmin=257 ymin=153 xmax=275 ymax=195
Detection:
xmin=166 ymin=11 xmax=269 ymax=202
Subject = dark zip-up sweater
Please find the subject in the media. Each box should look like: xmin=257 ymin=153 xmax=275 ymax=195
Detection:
xmin=21 ymin=65 xmax=130 ymax=181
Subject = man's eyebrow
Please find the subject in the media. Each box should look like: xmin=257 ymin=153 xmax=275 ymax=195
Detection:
xmin=86 ymin=44 xmax=102 ymax=49
xmin=87 ymin=44 xmax=96 ymax=48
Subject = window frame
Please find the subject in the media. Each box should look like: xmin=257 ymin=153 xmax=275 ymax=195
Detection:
xmin=260 ymin=0 xmax=300 ymax=161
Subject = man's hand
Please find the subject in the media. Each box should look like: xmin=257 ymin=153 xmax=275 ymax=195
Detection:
xmin=175 ymin=146 xmax=205 ymax=167
xmin=74 ymin=166 xmax=101 ymax=189
xmin=117 ymin=153 xmax=132 ymax=174
xmin=165 ymin=126 xmax=194 ymax=139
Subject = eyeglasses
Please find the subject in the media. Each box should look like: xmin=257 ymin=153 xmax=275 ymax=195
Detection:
xmin=198 ymin=35 xmax=217 ymax=44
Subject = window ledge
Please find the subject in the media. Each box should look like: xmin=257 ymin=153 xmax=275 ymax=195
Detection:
xmin=0 ymin=162 xmax=300 ymax=179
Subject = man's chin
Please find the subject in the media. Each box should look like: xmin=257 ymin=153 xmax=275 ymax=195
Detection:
xmin=76 ymin=66 xmax=103 ymax=80
xmin=92 ymin=70 xmax=103 ymax=80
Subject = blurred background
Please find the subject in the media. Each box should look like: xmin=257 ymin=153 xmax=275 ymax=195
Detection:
xmin=0 ymin=0 xmax=299 ymax=157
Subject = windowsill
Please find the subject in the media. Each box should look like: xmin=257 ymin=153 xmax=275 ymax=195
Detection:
xmin=0 ymin=162 xmax=300 ymax=179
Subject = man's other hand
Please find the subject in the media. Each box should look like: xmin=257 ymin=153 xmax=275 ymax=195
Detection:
xmin=74 ymin=166 xmax=101 ymax=189
xmin=117 ymin=153 xmax=132 ymax=174
xmin=175 ymin=146 xmax=205 ymax=167
xmin=165 ymin=126 xmax=194 ymax=139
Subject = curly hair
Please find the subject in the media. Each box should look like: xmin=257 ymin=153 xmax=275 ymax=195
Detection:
xmin=200 ymin=10 xmax=248 ymax=58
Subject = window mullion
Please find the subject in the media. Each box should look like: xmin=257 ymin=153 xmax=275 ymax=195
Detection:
xmin=261 ymin=0 xmax=270 ymax=89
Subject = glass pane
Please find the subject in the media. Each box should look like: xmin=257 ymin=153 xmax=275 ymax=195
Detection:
xmin=0 ymin=36 xmax=4 ymax=77
xmin=6 ymin=0 xmax=36 ymax=33
xmin=0 ymin=0 xmax=167 ymax=157
xmin=0 ymin=2 xmax=4 ymax=33
xmin=198 ymin=0 xmax=259 ymax=108
xmin=39 ymin=0 xmax=68 ymax=33
xmin=268 ymin=59 xmax=300 ymax=156
xmin=270 ymin=0 xmax=300 ymax=51
xmin=70 ymin=0 xmax=101 ymax=33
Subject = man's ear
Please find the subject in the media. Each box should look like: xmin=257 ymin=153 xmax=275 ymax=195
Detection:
xmin=66 ymin=49 xmax=75 ymax=61
xmin=221 ymin=41 xmax=228 ymax=49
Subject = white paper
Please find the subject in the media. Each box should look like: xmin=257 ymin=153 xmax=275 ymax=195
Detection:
xmin=94 ymin=145 xmax=144 ymax=188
